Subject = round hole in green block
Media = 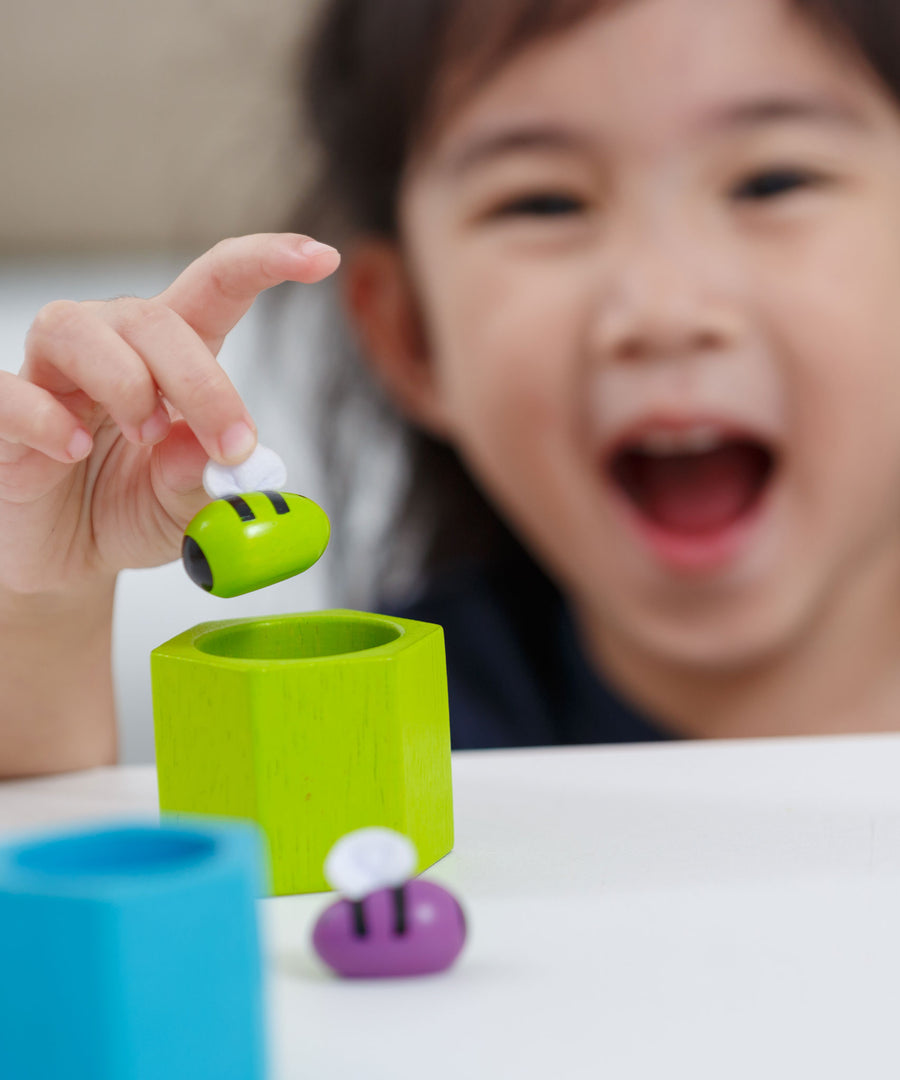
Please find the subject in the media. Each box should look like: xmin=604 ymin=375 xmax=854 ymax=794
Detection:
xmin=194 ymin=614 xmax=402 ymax=661
xmin=14 ymin=826 xmax=216 ymax=878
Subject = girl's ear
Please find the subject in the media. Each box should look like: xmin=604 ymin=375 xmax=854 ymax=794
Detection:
xmin=342 ymin=239 xmax=453 ymax=438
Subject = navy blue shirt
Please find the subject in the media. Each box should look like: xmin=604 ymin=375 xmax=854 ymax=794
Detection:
xmin=388 ymin=555 xmax=670 ymax=750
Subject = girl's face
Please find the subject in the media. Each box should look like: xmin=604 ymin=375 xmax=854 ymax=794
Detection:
xmin=393 ymin=0 xmax=900 ymax=670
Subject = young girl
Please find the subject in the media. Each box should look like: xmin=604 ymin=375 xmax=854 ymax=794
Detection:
xmin=4 ymin=0 xmax=900 ymax=775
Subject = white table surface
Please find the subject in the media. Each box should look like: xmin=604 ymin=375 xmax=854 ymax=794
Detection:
xmin=4 ymin=736 xmax=900 ymax=1079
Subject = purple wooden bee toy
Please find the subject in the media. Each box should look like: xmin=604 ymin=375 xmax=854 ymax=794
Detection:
xmin=312 ymin=828 xmax=466 ymax=978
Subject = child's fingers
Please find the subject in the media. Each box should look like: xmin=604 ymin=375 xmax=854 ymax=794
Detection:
xmin=151 ymin=420 xmax=210 ymax=505
xmin=0 ymin=370 xmax=93 ymax=465
xmin=24 ymin=301 xmax=168 ymax=445
xmin=143 ymin=421 xmax=227 ymax=552
xmin=25 ymin=298 xmax=253 ymax=466
xmin=99 ymin=298 xmax=254 ymax=465
xmin=17 ymin=233 xmax=339 ymax=474
xmin=156 ymin=233 xmax=341 ymax=353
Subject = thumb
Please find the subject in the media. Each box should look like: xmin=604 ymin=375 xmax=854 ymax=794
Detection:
xmin=150 ymin=420 xmax=212 ymax=529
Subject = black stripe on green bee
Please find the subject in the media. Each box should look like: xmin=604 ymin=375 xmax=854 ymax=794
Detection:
xmin=225 ymin=494 xmax=255 ymax=522
xmin=181 ymin=491 xmax=331 ymax=597
xmin=262 ymin=491 xmax=290 ymax=515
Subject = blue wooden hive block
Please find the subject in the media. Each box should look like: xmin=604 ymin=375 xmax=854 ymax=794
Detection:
xmin=0 ymin=818 xmax=267 ymax=1080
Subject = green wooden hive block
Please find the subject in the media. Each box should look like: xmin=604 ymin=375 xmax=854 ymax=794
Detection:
xmin=151 ymin=610 xmax=453 ymax=895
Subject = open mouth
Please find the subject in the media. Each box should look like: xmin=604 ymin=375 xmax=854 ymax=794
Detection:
xmin=608 ymin=428 xmax=778 ymax=539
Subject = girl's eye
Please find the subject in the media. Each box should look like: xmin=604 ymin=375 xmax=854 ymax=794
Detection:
xmin=493 ymin=193 xmax=585 ymax=218
xmin=732 ymin=168 xmax=824 ymax=202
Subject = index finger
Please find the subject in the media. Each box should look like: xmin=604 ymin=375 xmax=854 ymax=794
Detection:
xmin=156 ymin=233 xmax=341 ymax=353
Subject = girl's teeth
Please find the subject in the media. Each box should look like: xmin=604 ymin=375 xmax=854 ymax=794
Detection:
xmin=638 ymin=426 xmax=722 ymax=456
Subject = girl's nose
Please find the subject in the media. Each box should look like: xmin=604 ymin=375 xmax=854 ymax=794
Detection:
xmin=590 ymin=231 xmax=744 ymax=366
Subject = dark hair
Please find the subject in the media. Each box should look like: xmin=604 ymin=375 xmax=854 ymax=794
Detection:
xmin=288 ymin=0 xmax=900 ymax=604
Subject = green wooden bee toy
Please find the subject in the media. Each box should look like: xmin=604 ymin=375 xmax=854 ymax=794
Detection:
xmin=182 ymin=491 xmax=330 ymax=598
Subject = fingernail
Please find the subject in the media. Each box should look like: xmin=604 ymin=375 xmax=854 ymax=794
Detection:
xmin=140 ymin=407 xmax=170 ymax=444
xmin=300 ymin=238 xmax=339 ymax=258
xmin=219 ymin=420 xmax=257 ymax=463
xmin=66 ymin=429 xmax=93 ymax=461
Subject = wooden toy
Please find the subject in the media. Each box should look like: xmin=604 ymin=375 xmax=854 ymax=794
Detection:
xmin=313 ymin=827 xmax=467 ymax=978
xmin=0 ymin=819 xmax=266 ymax=1080
xmin=151 ymin=610 xmax=454 ymax=895
xmin=181 ymin=490 xmax=330 ymax=597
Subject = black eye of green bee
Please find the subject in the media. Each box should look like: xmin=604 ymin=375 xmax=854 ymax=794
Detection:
xmin=182 ymin=535 xmax=214 ymax=592
xmin=181 ymin=491 xmax=330 ymax=598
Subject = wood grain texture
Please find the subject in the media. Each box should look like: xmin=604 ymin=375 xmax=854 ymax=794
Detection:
xmin=151 ymin=609 xmax=454 ymax=894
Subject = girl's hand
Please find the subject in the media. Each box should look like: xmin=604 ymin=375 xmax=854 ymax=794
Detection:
xmin=0 ymin=233 xmax=340 ymax=596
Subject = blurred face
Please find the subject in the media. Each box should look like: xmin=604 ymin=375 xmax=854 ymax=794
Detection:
xmin=397 ymin=0 xmax=900 ymax=672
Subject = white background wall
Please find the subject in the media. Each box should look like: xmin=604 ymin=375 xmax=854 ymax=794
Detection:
xmin=1 ymin=0 xmax=321 ymax=252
